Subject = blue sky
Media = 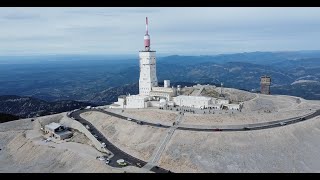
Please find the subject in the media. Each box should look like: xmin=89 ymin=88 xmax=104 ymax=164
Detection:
xmin=0 ymin=7 xmax=320 ymax=56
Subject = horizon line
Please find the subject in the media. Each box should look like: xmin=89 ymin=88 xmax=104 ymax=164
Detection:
xmin=1 ymin=49 xmax=320 ymax=58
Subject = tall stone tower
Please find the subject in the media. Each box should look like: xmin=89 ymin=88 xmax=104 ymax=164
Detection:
xmin=139 ymin=17 xmax=158 ymax=96
xmin=260 ymin=75 xmax=271 ymax=95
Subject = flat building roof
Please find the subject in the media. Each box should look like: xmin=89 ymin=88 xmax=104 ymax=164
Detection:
xmin=174 ymin=95 xmax=212 ymax=100
xmin=45 ymin=122 xmax=62 ymax=131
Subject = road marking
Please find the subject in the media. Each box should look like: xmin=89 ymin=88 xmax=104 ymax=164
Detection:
xmin=149 ymin=114 xmax=184 ymax=164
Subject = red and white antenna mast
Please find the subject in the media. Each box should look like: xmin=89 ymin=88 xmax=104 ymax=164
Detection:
xmin=144 ymin=17 xmax=150 ymax=51
xmin=146 ymin=17 xmax=149 ymax=35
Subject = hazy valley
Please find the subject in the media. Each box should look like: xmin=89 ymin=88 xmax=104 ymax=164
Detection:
xmin=1 ymin=50 xmax=320 ymax=118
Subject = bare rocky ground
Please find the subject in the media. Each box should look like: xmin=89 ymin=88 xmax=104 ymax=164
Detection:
xmin=182 ymin=97 xmax=319 ymax=126
xmin=80 ymin=111 xmax=167 ymax=161
xmin=182 ymin=110 xmax=312 ymax=126
xmin=181 ymin=90 xmax=320 ymax=126
xmin=159 ymin=115 xmax=320 ymax=173
xmin=117 ymin=88 xmax=320 ymax=126
xmin=102 ymin=88 xmax=320 ymax=172
xmin=2 ymin=87 xmax=320 ymax=173
xmin=221 ymin=87 xmax=257 ymax=102
xmin=0 ymin=114 xmax=123 ymax=173
xmin=66 ymin=130 xmax=91 ymax=145
xmin=121 ymin=108 xmax=179 ymax=126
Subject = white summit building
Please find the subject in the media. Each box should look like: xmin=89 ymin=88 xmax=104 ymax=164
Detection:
xmin=110 ymin=17 xmax=240 ymax=110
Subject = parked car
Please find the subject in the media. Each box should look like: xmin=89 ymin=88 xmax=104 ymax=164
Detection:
xmin=243 ymin=127 xmax=250 ymax=130
xmin=127 ymin=117 xmax=132 ymax=121
xmin=101 ymin=142 xmax=106 ymax=147
xmin=136 ymin=121 xmax=143 ymax=125
xmin=96 ymin=156 xmax=105 ymax=161
xmin=279 ymin=122 xmax=286 ymax=126
xmin=105 ymin=158 xmax=110 ymax=164
xmin=44 ymin=138 xmax=52 ymax=143
xmin=85 ymin=125 xmax=90 ymax=130
xmin=116 ymin=159 xmax=127 ymax=166
xmin=156 ymin=123 xmax=162 ymax=127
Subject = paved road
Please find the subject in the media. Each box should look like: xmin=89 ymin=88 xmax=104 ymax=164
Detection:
xmin=69 ymin=107 xmax=320 ymax=173
xmin=177 ymin=109 xmax=320 ymax=132
xmin=102 ymin=108 xmax=320 ymax=132
xmin=102 ymin=109 xmax=171 ymax=128
xmin=196 ymin=86 xmax=204 ymax=96
xmin=69 ymin=110 xmax=170 ymax=173
xmin=149 ymin=115 xmax=183 ymax=165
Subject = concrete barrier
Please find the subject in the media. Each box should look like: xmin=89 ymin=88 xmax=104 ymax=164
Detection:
xmin=60 ymin=115 xmax=111 ymax=155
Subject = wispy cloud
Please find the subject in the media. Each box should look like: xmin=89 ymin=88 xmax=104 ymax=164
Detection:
xmin=1 ymin=13 xmax=41 ymax=20
xmin=0 ymin=7 xmax=320 ymax=56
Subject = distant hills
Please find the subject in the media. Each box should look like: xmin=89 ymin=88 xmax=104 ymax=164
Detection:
xmin=0 ymin=50 xmax=320 ymax=118
xmin=157 ymin=50 xmax=320 ymax=65
xmin=0 ymin=95 xmax=93 ymax=118
xmin=0 ymin=82 xmax=200 ymax=118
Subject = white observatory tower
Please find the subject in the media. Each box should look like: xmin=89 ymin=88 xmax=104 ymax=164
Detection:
xmin=139 ymin=17 xmax=158 ymax=95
